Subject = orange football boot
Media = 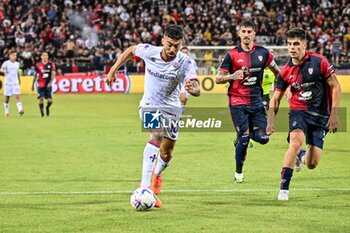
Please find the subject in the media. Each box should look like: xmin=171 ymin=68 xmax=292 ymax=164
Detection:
xmin=151 ymin=173 xmax=162 ymax=195
xmin=154 ymin=194 xmax=162 ymax=208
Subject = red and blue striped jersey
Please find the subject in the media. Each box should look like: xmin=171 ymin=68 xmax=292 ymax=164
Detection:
xmin=276 ymin=51 xmax=335 ymax=117
xmin=35 ymin=61 xmax=56 ymax=88
xmin=219 ymin=44 xmax=275 ymax=106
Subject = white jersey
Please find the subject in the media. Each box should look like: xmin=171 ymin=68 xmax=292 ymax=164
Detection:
xmin=134 ymin=44 xmax=198 ymax=109
xmin=1 ymin=60 xmax=20 ymax=85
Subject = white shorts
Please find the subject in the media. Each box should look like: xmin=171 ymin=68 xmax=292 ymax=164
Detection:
xmin=139 ymin=106 xmax=181 ymax=141
xmin=4 ymin=83 xmax=20 ymax=96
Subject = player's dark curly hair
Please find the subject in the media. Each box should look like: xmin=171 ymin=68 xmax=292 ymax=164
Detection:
xmin=163 ymin=25 xmax=184 ymax=40
xmin=286 ymin=28 xmax=306 ymax=40
xmin=239 ymin=20 xmax=256 ymax=30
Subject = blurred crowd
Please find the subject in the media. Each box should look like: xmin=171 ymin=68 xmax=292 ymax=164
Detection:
xmin=0 ymin=0 xmax=350 ymax=74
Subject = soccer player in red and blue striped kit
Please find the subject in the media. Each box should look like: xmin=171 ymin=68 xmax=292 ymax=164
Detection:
xmin=216 ymin=20 xmax=280 ymax=183
xmin=31 ymin=52 xmax=56 ymax=117
xmin=267 ymin=28 xmax=341 ymax=201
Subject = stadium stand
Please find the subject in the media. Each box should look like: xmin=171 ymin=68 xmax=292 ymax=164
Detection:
xmin=0 ymin=0 xmax=349 ymax=74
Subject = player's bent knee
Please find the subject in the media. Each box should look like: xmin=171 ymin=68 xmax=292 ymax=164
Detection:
xmin=149 ymin=131 xmax=163 ymax=143
xmin=306 ymin=161 xmax=318 ymax=169
xmin=252 ymin=130 xmax=269 ymax=144
xmin=257 ymin=136 xmax=269 ymax=144
xmin=289 ymin=140 xmax=302 ymax=151
xmin=237 ymin=134 xmax=250 ymax=146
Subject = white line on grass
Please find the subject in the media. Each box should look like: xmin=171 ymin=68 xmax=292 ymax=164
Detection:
xmin=0 ymin=188 xmax=349 ymax=196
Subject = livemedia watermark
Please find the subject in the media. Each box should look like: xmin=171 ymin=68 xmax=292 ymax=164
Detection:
xmin=141 ymin=107 xmax=347 ymax=132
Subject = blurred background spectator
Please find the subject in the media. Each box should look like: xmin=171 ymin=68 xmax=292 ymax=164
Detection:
xmin=0 ymin=0 xmax=349 ymax=74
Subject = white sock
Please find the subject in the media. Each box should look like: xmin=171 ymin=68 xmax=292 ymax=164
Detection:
xmin=154 ymin=155 xmax=171 ymax=176
xmin=140 ymin=141 xmax=159 ymax=188
xmin=4 ymin=103 xmax=9 ymax=114
xmin=16 ymin=102 xmax=23 ymax=112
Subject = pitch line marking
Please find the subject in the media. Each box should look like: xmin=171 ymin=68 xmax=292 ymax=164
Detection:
xmin=0 ymin=188 xmax=349 ymax=196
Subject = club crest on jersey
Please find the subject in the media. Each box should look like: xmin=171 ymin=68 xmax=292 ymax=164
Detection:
xmin=173 ymin=62 xmax=179 ymax=68
xmin=308 ymin=68 xmax=313 ymax=75
xmin=258 ymin=56 xmax=263 ymax=61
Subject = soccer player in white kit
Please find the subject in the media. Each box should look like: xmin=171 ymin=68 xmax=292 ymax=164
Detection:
xmin=106 ymin=25 xmax=200 ymax=208
xmin=1 ymin=51 xmax=24 ymax=117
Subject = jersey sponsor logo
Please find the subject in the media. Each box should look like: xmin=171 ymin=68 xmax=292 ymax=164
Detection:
xmin=298 ymin=91 xmax=313 ymax=101
xmin=147 ymin=68 xmax=174 ymax=80
xmin=308 ymin=68 xmax=313 ymax=75
xmin=301 ymin=82 xmax=315 ymax=89
xmin=52 ymin=74 xmax=131 ymax=94
xmin=237 ymin=59 xmax=244 ymax=63
xmin=288 ymin=75 xmax=294 ymax=80
xmin=249 ymin=68 xmax=262 ymax=72
xmin=243 ymin=76 xmax=257 ymax=86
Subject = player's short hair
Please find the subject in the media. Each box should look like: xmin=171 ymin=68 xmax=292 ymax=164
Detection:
xmin=180 ymin=46 xmax=189 ymax=52
xmin=286 ymin=28 xmax=306 ymax=40
xmin=9 ymin=50 xmax=17 ymax=54
xmin=164 ymin=25 xmax=184 ymax=40
xmin=239 ymin=20 xmax=256 ymax=30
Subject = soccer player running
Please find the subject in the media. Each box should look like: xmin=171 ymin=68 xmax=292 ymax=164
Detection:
xmin=1 ymin=51 xmax=24 ymax=117
xmin=179 ymin=46 xmax=198 ymax=107
xmin=216 ymin=20 xmax=280 ymax=183
xmin=267 ymin=28 xmax=341 ymax=201
xmin=106 ymin=25 xmax=200 ymax=208
xmin=31 ymin=52 xmax=56 ymax=117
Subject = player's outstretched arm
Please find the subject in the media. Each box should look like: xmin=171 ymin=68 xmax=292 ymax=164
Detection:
xmin=31 ymin=74 xmax=37 ymax=91
xmin=215 ymin=70 xmax=244 ymax=84
xmin=106 ymin=45 xmax=136 ymax=87
xmin=266 ymin=90 xmax=284 ymax=135
xmin=184 ymin=80 xmax=200 ymax=96
xmin=326 ymin=73 xmax=341 ymax=133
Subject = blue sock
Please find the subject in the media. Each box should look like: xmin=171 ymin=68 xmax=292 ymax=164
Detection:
xmin=280 ymin=167 xmax=293 ymax=190
xmin=297 ymin=149 xmax=306 ymax=161
xmin=235 ymin=134 xmax=250 ymax=173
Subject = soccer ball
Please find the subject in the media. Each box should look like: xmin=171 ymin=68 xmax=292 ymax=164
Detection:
xmin=130 ymin=188 xmax=156 ymax=211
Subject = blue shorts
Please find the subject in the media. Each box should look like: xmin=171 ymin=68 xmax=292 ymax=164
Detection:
xmin=37 ymin=87 xmax=52 ymax=99
xmin=289 ymin=110 xmax=328 ymax=149
xmin=230 ymin=104 xmax=267 ymax=135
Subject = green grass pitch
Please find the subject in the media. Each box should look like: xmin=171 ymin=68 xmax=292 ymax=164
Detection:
xmin=0 ymin=93 xmax=349 ymax=233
